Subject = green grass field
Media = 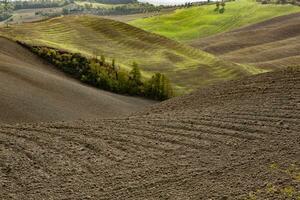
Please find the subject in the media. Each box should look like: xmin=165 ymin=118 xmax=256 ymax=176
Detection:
xmin=0 ymin=15 xmax=266 ymax=94
xmin=130 ymin=0 xmax=300 ymax=41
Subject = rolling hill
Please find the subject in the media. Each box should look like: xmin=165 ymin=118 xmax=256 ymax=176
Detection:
xmin=0 ymin=68 xmax=299 ymax=199
xmin=0 ymin=37 xmax=153 ymax=123
xmin=191 ymin=12 xmax=300 ymax=70
xmin=130 ymin=0 xmax=300 ymax=42
xmin=0 ymin=15 xmax=265 ymax=94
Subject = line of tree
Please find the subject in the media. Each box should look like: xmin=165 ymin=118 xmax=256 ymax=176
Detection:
xmin=18 ymin=42 xmax=173 ymax=100
xmin=215 ymin=1 xmax=226 ymax=13
xmin=0 ymin=0 xmax=13 ymax=23
xmin=171 ymin=0 xmax=233 ymax=9
xmin=63 ymin=2 xmax=161 ymax=16
xmin=257 ymin=0 xmax=300 ymax=5
xmin=12 ymin=0 xmax=70 ymax=10
xmin=90 ymin=0 xmax=138 ymax=4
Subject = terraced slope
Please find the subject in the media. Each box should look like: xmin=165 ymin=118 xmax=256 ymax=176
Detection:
xmin=1 ymin=69 xmax=299 ymax=199
xmin=192 ymin=12 xmax=300 ymax=70
xmin=130 ymin=0 xmax=300 ymax=42
xmin=0 ymin=15 xmax=264 ymax=94
xmin=0 ymin=37 xmax=153 ymax=123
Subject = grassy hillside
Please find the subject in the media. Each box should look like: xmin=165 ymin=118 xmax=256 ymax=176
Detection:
xmin=130 ymin=0 xmax=300 ymax=41
xmin=0 ymin=15 xmax=265 ymax=94
xmin=193 ymin=13 xmax=300 ymax=70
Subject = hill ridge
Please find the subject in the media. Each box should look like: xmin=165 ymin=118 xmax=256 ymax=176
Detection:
xmin=0 ymin=15 xmax=264 ymax=94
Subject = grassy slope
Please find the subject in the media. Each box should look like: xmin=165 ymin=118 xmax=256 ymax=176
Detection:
xmin=130 ymin=0 xmax=300 ymax=42
xmin=0 ymin=15 xmax=264 ymax=94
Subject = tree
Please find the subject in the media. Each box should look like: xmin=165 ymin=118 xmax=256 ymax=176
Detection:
xmin=100 ymin=55 xmax=105 ymax=64
xmin=215 ymin=1 xmax=220 ymax=11
xmin=1 ymin=0 xmax=13 ymax=27
xmin=217 ymin=0 xmax=225 ymax=13
xmin=129 ymin=62 xmax=142 ymax=85
xmin=129 ymin=62 xmax=142 ymax=94
xmin=145 ymin=73 xmax=173 ymax=100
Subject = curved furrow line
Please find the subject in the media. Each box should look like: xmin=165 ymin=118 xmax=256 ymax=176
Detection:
xmin=75 ymin=125 xmax=178 ymax=156
xmin=214 ymin=110 xmax=300 ymax=121
xmin=173 ymin=116 xmax=300 ymax=133
xmin=82 ymin=129 xmax=175 ymax=154
xmin=112 ymin=125 xmax=210 ymax=151
xmin=0 ymin=135 xmax=52 ymax=194
xmin=12 ymin=127 xmax=119 ymax=163
xmin=0 ymin=129 xmax=110 ymax=175
xmin=95 ymin=167 xmax=209 ymax=199
xmin=124 ymin=121 xmax=230 ymax=146
xmin=140 ymin=119 xmax=263 ymax=140
xmin=218 ymin=114 xmax=299 ymax=124
xmin=45 ymin=128 xmax=125 ymax=163
xmin=0 ymin=131 xmax=96 ymax=192
xmin=0 ymin=143 xmax=26 ymax=194
xmin=180 ymin=114 xmax=300 ymax=126
xmin=0 ymin=132 xmax=51 ymax=173
xmin=0 ymin=129 xmax=66 ymax=155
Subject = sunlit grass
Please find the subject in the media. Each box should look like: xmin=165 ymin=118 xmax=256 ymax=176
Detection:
xmin=131 ymin=0 xmax=300 ymax=41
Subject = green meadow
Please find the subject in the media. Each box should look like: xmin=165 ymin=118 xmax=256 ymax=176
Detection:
xmin=130 ymin=0 xmax=300 ymax=41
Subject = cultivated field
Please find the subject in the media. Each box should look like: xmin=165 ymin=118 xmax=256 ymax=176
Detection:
xmin=192 ymin=12 xmax=300 ymax=70
xmin=0 ymin=37 xmax=153 ymax=123
xmin=130 ymin=0 xmax=300 ymax=41
xmin=0 ymin=15 xmax=264 ymax=93
xmin=1 ymin=1 xmax=299 ymax=199
xmin=0 ymin=68 xmax=299 ymax=199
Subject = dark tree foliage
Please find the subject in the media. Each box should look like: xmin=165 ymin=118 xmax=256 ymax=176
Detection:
xmin=18 ymin=42 xmax=173 ymax=100
xmin=257 ymin=0 xmax=300 ymax=5
xmin=145 ymin=73 xmax=173 ymax=100
xmin=128 ymin=62 xmax=143 ymax=95
xmin=13 ymin=0 xmax=69 ymax=10
xmin=0 ymin=0 xmax=13 ymax=22
xmin=64 ymin=2 xmax=161 ymax=16
xmin=92 ymin=0 xmax=137 ymax=4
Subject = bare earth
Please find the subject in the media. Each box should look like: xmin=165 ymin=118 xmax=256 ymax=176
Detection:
xmin=0 ymin=68 xmax=299 ymax=199
xmin=0 ymin=37 xmax=154 ymax=123
xmin=191 ymin=12 xmax=300 ymax=70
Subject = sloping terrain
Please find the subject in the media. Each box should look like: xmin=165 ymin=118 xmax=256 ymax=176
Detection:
xmin=0 ymin=7 xmax=63 ymax=26
xmin=130 ymin=0 xmax=300 ymax=42
xmin=0 ymin=15 xmax=264 ymax=94
xmin=191 ymin=12 xmax=300 ymax=70
xmin=1 ymin=68 xmax=299 ymax=199
xmin=0 ymin=37 xmax=153 ymax=123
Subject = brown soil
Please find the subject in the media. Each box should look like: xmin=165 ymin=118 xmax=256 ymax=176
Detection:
xmin=0 ymin=68 xmax=299 ymax=199
xmin=0 ymin=37 xmax=154 ymax=123
xmin=191 ymin=12 xmax=300 ymax=70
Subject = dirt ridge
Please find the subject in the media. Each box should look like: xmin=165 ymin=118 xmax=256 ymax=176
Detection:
xmin=0 ymin=68 xmax=299 ymax=199
xmin=0 ymin=37 xmax=154 ymax=123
